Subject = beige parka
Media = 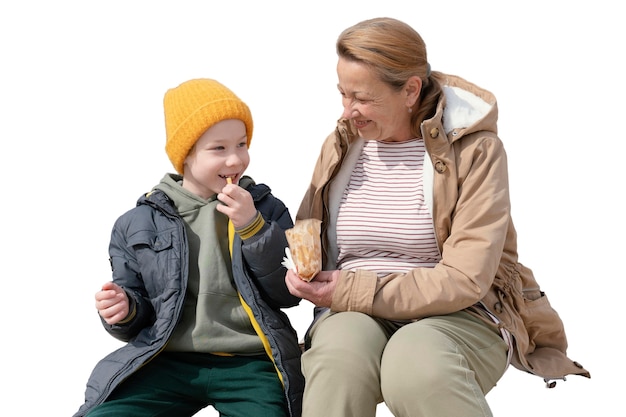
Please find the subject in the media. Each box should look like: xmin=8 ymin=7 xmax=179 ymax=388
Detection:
xmin=296 ymin=73 xmax=590 ymax=385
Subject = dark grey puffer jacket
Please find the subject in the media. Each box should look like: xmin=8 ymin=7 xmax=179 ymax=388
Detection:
xmin=74 ymin=176 xmax=304 ymax=417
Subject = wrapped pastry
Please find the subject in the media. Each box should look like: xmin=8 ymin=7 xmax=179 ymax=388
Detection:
xmin=284 ymin=219 xmax=322 ymax=281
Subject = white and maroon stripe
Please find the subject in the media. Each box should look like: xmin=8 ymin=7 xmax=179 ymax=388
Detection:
xmin=336 ymin=139 xmax=441 ymax=275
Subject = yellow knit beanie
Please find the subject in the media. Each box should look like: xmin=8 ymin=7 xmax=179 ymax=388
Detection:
xmin=163 ymin=78 xmax=253 ymax=174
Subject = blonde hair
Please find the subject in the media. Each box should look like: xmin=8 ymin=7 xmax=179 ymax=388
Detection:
xmin=337 ymin=17 xmax=443 ymax=138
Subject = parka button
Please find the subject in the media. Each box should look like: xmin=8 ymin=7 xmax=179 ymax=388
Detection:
xmin=430 ymin=128 xmax=439 ymax=138
xmin=434 ymin=160 xmax=446 ymax=173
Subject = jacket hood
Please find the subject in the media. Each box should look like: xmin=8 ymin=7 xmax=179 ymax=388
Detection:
xmin=436 ymin=73 xmax=499 ymax=140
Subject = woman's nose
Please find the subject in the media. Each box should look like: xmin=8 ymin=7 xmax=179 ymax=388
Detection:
xmin=342 ymin=103 xmax=357 ymax=119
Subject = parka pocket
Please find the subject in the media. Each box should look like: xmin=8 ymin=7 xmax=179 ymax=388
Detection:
xmin=515 ymin=263 xmax=568 ymax=353
xmin=126 ymin=230 xmax=174 ymax=296
xmin=518 ymin=288 xmax=567 ymax=353
xmin=127 ymin=230 xmax=173 ymax=252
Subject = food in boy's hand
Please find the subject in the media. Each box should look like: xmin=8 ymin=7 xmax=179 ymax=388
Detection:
xmin=285 ymin=219 xmax=322 ymax=281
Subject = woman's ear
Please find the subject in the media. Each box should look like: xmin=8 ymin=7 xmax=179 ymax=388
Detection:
xmin=405 ymin=75 xmax=423 ymax=107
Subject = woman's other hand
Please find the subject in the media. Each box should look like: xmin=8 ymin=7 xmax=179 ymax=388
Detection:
xmin=285 ymin=269 xmax=338 ymax=308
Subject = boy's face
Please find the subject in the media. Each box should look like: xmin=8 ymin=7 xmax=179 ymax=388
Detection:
xmin=182 ymin=119 xmax=250 ymax=199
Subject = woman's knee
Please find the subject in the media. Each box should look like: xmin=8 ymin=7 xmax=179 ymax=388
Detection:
xmin=303 ymin=312 xmax=388 ymax=379
xmin=309 ymin=312 xmax=387 ymax=352
xmin=380 ymin=314 xmax=507 ymax=402
xmin=381 ymin=324 xmax=452 ymax=396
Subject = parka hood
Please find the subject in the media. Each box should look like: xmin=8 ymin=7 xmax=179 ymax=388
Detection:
xmin=435 ymin=73 xmax=499 ymax=141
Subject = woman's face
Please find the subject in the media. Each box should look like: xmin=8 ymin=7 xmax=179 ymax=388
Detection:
xmin=337 ymin=57 xmax=414 ymax=142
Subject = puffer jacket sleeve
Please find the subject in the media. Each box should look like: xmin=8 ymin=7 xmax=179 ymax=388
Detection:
xmin=101 ymin=205 xmax=156 ymax=341
xmin=240 ymin=181 xmax=299 ymax=308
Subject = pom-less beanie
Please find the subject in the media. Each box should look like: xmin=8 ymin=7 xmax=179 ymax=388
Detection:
xmin=163 ymin=78 xmax=253 ymax=174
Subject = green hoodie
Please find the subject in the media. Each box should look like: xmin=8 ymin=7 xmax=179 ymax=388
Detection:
xmin=155 ymin=173 xmax=264 ymax=355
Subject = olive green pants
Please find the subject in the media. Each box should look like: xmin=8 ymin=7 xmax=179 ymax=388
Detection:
xmin=86 ymin=352 xmax=287 ymax=417
xmin=301 ymin=310 xmax=508 ymax=417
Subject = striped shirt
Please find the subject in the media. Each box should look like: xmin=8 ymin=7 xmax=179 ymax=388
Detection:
xmin=336 ymin=139 xmax=441 ymax=276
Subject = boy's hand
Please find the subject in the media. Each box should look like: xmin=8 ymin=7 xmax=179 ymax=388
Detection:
xmin=216 ymin=183 xmax=257 ymax=228
xmin=95 ymin=281 xmax=129 ymax=325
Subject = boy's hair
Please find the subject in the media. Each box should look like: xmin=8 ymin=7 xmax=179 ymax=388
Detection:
xmin=163 ymin=78 xmax=253 ymax=174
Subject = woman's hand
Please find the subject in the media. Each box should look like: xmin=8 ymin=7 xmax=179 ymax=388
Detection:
xmin=285 ymin=269 xmax=339 ymax=308
xmin=95 ymin=281 xmax=129 ymax=325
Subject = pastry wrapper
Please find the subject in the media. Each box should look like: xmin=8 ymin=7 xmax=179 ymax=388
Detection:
xmin=283 ymin=219 xmax=322 ymax=281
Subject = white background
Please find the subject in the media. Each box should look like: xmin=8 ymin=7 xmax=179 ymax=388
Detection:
xmin=1 ymin=1 xmax=623 ymax=416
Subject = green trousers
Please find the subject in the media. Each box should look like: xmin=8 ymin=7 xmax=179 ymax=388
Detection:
xmin=87 ymin=352 xmax=287 ymax=417
xmin=301 ymin=310 xmax=508 ymax=417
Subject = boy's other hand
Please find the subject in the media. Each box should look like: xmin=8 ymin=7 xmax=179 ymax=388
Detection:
xmin=95 ymin=281 xmax=129 ymax=325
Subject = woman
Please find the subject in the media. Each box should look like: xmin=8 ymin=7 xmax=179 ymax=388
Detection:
xmin=285 ymin=17 xmax=589 ymax=417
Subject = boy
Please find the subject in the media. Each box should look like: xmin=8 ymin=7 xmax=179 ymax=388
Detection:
xmin=74 ymin=79 xmax=303 ymax=417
